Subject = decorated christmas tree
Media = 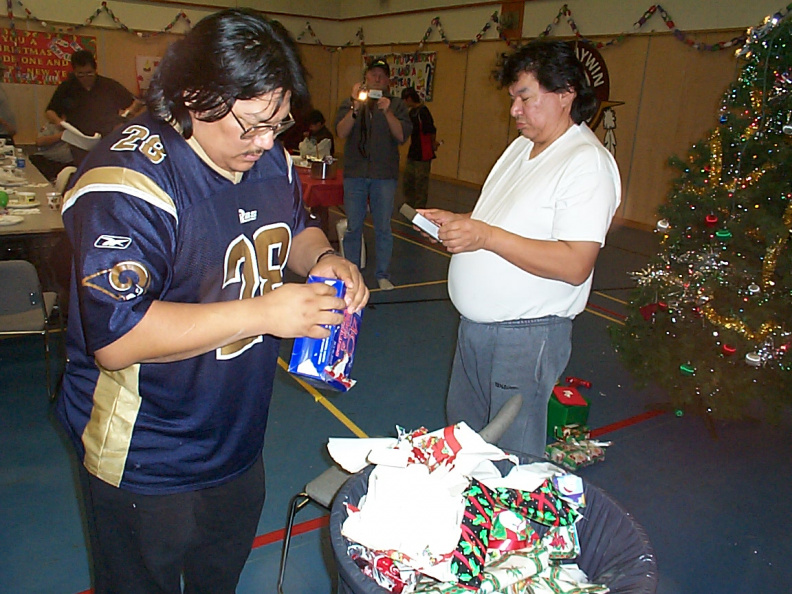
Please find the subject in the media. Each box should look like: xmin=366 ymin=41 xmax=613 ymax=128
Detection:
xmin=611 ymin=12 xmax=792 ymax=420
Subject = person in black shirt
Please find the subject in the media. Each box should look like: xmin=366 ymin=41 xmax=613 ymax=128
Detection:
xmin=45 ymin=50 xmax=143 ymax=164
xmin=401 ymin=87 xmax=438 ymax=209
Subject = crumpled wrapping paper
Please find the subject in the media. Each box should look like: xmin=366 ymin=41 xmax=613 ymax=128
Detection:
xmin=334 ymin=423 xmax=517 ymax=583
xmin=330 ymin=423 xmax=599 ymax=592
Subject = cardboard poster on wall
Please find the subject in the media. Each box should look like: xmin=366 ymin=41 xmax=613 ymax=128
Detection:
xmin=368 ymin=52 xmax=437 ymax=102
xmin=0 ymin=29 xmax=96 ymax=84
xmin=135 ymin=55 xmax=161 ymax=95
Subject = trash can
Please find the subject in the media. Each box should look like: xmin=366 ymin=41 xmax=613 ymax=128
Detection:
xmin=336 ymin=218 xmax=366 ymax=269
xmin=330 ymin=465 xmax=658 ymax=594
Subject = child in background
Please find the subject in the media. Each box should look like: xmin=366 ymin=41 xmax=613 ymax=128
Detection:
xmin=304 ymin=109 xmax=335 ymax=156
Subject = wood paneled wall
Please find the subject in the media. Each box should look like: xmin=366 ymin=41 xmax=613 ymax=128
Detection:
xmin=2 ymin=19 xmax=742 ymax=226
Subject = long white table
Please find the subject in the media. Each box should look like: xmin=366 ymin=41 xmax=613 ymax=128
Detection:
xmin=0 ymin=160 xmax=67 ymax=297
xmin=0 ymin=161 xmax=62 ymax=237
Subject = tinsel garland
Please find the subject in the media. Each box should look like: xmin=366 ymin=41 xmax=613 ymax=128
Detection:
xmin=2 ymin=2 xmax=768 ymax=55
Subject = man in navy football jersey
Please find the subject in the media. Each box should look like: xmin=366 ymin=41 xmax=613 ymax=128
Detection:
xmin=55 ymin=9 xmax=368 ymax=593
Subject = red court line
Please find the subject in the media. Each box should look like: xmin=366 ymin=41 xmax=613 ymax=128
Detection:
xmin=585 ymin=300 xmax=626 ymax=321
xmin=252 ymin=514 xmax=329 ymax=549
xmin=589 ymin=409 xmax=665 ymax=438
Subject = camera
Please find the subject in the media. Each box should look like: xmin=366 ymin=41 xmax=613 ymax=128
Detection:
xmin=357 ymin=86 xmax=383 ymax=102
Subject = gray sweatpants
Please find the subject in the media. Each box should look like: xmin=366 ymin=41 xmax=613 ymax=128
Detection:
xmin=446 ymin=315 xmax=573 ymax=457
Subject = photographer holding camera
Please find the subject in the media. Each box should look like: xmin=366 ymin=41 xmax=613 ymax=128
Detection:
xmin=335 ymin=58 xmax=412 ymax=291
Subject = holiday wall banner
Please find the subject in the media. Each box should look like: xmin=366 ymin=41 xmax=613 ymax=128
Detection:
xmin=135 ymin=55 xmax=162 ymax=96
xmin=0 ymin=29 xmax=96 ymax=85
xmin=367 ymin=52 xmax=437 ymax=102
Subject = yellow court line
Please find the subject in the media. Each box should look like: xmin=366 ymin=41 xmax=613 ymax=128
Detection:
xmin=394 ymin=232 xmax=450 ymax=257
xmin=329 ymin=206 xmax=450 ymax=258
xmin=592 ymin=290 xmax=628 ymax=305
xmin=584 ymin=307 xmax=624 ymax=325
xmin=372 ymin=279 xmax=448 ymax=292
xmin=277 ymin=357 xmax=369 ymax=438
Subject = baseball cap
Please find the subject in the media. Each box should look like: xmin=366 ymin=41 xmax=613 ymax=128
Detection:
xmin=366 ymin=58 xmax=390 ymax=76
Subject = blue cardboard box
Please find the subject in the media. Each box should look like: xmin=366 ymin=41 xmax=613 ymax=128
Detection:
xmin=287 ymin=276 xmax=362 ymax=391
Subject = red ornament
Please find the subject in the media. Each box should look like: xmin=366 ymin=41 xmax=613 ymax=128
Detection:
xmin=705 ymin=214 xmax=719 ymax=227
xmin=639 ymin=303 xmax=659 ymax=320
xmin=658 ymin=301 xmax=668 ymax=311
xmin=722 ymin=344 xmax=737 ymax=356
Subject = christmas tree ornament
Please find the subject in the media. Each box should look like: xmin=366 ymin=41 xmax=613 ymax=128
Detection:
xmin=722 ymin=344 xmax=737 ymax=356
xmin=656 ymin=218 xmax=670 ymax=232
xmin=747 ymin=283 xmax=761 ymax=295
xmin=745 ymin=352 xmax=762 ymax=367
xmin=679 ymin=363 xmax=696 ymax=376
xmin=783 ymin=111 xmax=792 ymax=134
xmin=715 ymin=229 xmax=732 ymax=241
xmin=705 ymin=214 xmax=719 ymax=227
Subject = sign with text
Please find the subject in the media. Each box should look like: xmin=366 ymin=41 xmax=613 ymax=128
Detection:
xmin=0 ymin=29 xmax=96 ymax=85
xmin=368 ymin=52 xmax=437 ymax=102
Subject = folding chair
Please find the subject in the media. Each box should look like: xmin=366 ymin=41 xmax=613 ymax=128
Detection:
xmin=275 ymin=392 xmax=523 ymax=593
xmin=0 ymin=260 xmax=64 ymax=398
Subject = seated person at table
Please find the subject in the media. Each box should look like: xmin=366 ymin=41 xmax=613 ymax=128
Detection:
xmin=29 ymin=122 xmax=75 ymax=182
xmin=304 ymin=109 xmax=335 ymax=156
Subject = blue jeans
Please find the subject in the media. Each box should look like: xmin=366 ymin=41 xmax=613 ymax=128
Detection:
xmin=446 ymin=315 xmax=573 ymax=457
xmin=343 ymin=177 xmax=396 ymax=280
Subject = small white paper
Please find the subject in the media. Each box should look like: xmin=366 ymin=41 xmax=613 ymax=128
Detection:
xmin=61 ymin=121 xmax=102 ymax=151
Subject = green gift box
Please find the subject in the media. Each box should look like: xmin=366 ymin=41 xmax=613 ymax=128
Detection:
xmin=547 ymin=385 xmax=590 ymax=438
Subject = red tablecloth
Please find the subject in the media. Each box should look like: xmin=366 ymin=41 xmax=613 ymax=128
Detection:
xmin=297 ymin=167 xmax=344 ymax=208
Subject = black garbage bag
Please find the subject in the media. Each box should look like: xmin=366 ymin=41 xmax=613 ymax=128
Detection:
xmin=330 ymin=465 xmax=658 ymax=594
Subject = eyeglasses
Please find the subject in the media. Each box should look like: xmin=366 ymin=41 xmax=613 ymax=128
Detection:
xmin=229 ymin=110 xmax=296 ymax=140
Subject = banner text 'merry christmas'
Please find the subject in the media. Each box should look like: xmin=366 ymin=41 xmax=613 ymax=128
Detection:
xmin=0 ymin=29 xmax=95 ymax=84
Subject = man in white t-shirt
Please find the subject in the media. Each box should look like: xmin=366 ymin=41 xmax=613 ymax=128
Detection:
xmin=420 ymin=40 xmax=621 ymax=456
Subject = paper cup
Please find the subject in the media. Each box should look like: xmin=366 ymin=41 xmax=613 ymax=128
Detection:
xmin=46 ymin=191 xmax=62 ymax=210
xmin=15 ymin=190 xmax=36 ymax=204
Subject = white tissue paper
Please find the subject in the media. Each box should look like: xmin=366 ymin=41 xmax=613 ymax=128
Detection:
xmin=299 ymin=137 xmax=332 ymax=160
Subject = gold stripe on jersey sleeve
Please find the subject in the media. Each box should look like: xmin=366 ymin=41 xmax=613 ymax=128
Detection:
xmin=81 ymin=364 xmax=142 ymax=488
xmin=62 ymin=167 xmax=177 ymax=219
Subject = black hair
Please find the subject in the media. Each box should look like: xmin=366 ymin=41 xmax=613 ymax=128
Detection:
xmin=494 ymin=40 xmax=597 ymax=124
xmin=71 ymin=50 xmax=97 ymax=70
xmin=147 ymin=8 xmax=309 ymax=138
xmin=307 ymin=109 xmax=325 ymax=125
xmin=401 ymin=87 xmax=420 ymax=103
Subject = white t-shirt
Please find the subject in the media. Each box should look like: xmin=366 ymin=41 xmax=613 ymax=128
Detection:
xmin=448 ymin=124 xmax=621 ymax=323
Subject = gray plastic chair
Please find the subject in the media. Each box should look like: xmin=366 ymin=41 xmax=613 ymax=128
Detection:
xmin=276 ymin=393 xmax=523 ymax=593
xmin=0 ymin=260 xmax=63 ymax=397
